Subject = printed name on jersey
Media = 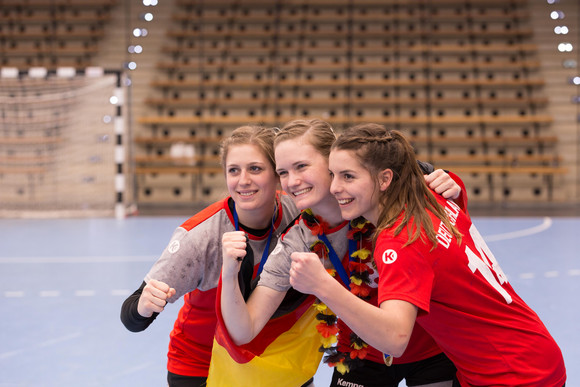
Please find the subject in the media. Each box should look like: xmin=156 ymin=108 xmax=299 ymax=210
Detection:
xmin=444 ymin=200 xmax=460 ymax=225
xmin=436 ymin=200 xmax=461 ymax=249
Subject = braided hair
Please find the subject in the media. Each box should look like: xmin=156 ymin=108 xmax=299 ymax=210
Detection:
xmin=331 ymin=123 xmax=461 ymax=249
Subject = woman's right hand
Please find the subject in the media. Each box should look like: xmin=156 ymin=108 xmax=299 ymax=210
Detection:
xmin=221 ymin=231 xmax=247 ymax=278
xmin=137 ymin=279 xmax=176 ymax=317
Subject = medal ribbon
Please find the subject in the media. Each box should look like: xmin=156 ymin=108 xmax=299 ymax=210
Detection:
xmin=318 ymin=232 xmax=350 ymax=290
xmin=232 ymin=202 xmax=276 ymax=275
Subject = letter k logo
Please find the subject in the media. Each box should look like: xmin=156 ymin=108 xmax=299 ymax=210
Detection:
xmin=382 ymin=249 xmax=397 ymax=264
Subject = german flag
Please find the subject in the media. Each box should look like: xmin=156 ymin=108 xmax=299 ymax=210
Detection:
xmin=207 ymin=276 xmax=322 ymax=386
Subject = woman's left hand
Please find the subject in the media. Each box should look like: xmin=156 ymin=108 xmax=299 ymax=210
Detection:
xmin=425 ymin=169 xmax=461 ymax=199
xmin=289 ymin=252 xmax=330 ymax=295
xmin=221 ymin=231 xmax=246 ymax=279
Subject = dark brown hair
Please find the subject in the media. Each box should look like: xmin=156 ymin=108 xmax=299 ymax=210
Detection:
xmin=331 ymin=123 xmax=461 ymax=248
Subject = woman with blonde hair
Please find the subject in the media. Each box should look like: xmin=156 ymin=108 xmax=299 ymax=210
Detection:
xmin=121 ymin=125 xmax=302 ymax=386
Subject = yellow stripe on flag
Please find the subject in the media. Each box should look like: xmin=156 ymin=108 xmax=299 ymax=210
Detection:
xmin=207 ymin=305 xmax=322 ymax=386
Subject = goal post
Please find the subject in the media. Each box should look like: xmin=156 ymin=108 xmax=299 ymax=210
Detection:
xmin=0 ymin=67 xmax=132 ymax=219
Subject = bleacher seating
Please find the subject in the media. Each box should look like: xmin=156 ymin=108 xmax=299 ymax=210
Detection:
xmin=133 ymin=0 xmax=566 ymax=205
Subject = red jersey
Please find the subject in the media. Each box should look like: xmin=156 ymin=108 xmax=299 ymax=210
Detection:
xmin=374 ymin=194 xmax=566 ymax=386
xmin=260 ymin=212 xmax=442 ymax=366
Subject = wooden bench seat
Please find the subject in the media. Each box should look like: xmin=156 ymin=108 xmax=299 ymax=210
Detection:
xmin=278 ymin=11 xmax=531 ymax=24
xmin=144 ymin=96 xmax=548 ymax=109
xmin=292 ymin=44 xmax=539 ymax=56
xmin=160 ymin=46 xmax=271 ymax=57
xmin=0 ymin=46 xmax=99 ymax=57
xmin=149 ymin=78 xmax=545 ymax=90
xmin=0 ymin=61 xmax=93 ymax=71
xmin=0 ymin=0 xmax=117 ymax=7
xmin=137 ymin=114 xmax=553 ymax=127
xmin=350 ymin=28 xmax=533 ymax=39
xmin=369 ymin=115 xmax=553 ymax=126
xmin=144 ymin=97 xmax=271 ymax=107
xmin=339 ymin=96 xmax=547 ymax=107
xmin=0 ymin=166 xmax=48 ymax=174
xmin=155 ymin=60 xmax=541 ymax=73
xmin=134 ymin=155 xmax=221 ymax=164
xmin=337 ymin=43 xmax=539 ymax=55
xmin=135 ymin=154 xmax=223 ymax=177
xmin=0 ymin=31 xmax=105 ymax=40
xmin=0 ymin=117 xmax=73 ymax=126
xmin=155 ymin=62 xmax=271 ymax=72
xmin=0 ymin=155 xmax=54 ymax=164
xmin=171 ymin=8 xmax=529 ymax=24
xmin=408 ymin=135 xmax=558 ymax=146
xmin=174 ymin=0 xmax=527 ymax=9
xmin=421 ymin=115 xmax=553 ymax=126
xmin=345 ymin=11 xmax=531 ymax=23
xmin=134 ymin=136 xmax=224 ymax=145
xmin=135 ymin=166 xmax=223 ymax=175
xmin=0 ymin=14 xmax=112 ymax=25
xmin=166 ymin=28 xmax=532 ymax=41
xmin=280 ymin=60 xmax=542 ymax=72
xmin=161 ymin=43 xmax=537 ymax=57
xmin=432 ymin=165 xmax=567 ymax=175
xmin=289 ymin=0 xmax=529 ymax=6
xmin=425 ymin=154 xmax=561 ymax=166
xmin=0 ymin=137 xmax=63 ymax=145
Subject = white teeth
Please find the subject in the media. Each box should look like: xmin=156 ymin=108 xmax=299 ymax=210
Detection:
xmin=239 ymin=191 xmax=256 ymax=197
xmin=293 ymin=188 xmax=311 ymax=196
xmin=337 ymin=198 xmax=353 ymax=205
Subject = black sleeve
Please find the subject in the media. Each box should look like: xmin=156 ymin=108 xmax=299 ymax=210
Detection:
xmin=417 ymin=160 xmax=435 ymax=175
xmin=238 ymin=236 xmax=255 ymax=302
xmin=120 ymin=281 xmax=159 ymax=332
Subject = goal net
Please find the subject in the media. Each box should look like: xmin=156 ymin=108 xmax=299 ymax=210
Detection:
xmin=0 ymin=69 xmax=127 ymax=218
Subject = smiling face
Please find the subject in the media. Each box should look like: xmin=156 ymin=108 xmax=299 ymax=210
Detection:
xmin=225 ymin=143 xmax=278 ymax=228
xmin=329 ymin=148 xmax=385 ymax=225
xmin=275 ymin=135 xmax=340 ymax=221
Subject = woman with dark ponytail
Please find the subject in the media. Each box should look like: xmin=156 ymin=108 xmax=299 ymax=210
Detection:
xmin=289 ymin=123 xmax=567 ymax=387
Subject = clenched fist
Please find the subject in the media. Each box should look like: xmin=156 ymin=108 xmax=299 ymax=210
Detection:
xmin=137 ymin=279 xmax=176 ymax=317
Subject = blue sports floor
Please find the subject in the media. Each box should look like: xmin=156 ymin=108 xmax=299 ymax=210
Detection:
xmin=0 ymin=216 xmax=578 ymax=386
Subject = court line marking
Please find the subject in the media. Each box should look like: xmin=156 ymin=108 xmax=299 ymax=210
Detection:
xmin=4 ymin=291 xmax=25 ymax=298
xmin=483 ymin=217 xmax=553 ymax=242
xmin=0 ymin=256 xmax=158 ymax=264
xmin=3 ymin=289 xmax=134 ymax=298
xmin=0 ymin=221 xmax=554 ymax=263
xmin=74 ymin=290 xmax=96 ymax=297
xmin=38 ymin=332 xmax=82 ymax=348
xmin=39 ymin=290 xmax=61 ymax=297
xmin=0 ymin=332 xmax=82 ymax=359
xmin=105 ymin=361 xmax=157 ymax=381
xmin=111 ymin=289 xmax=131 ymax=296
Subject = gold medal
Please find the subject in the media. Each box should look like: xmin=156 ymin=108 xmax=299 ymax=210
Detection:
xmin=383 ymin=354 xmax=393 ymax=366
